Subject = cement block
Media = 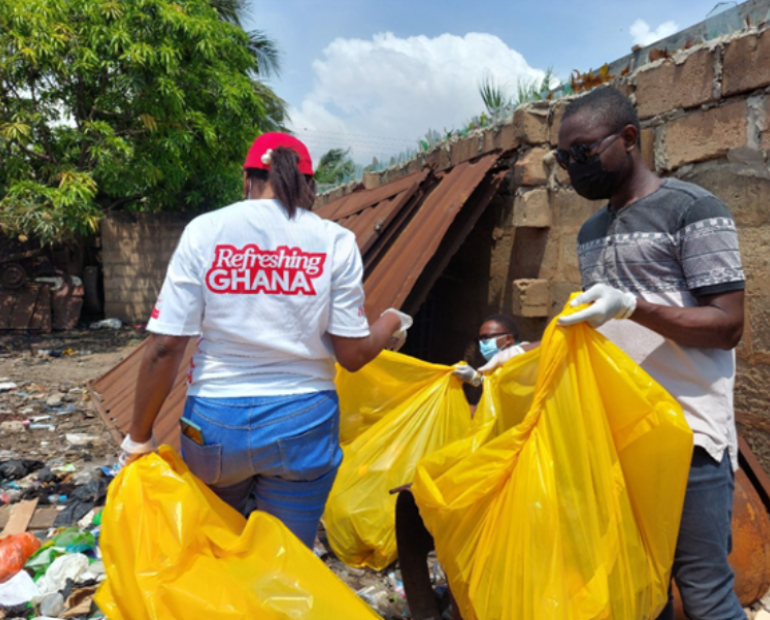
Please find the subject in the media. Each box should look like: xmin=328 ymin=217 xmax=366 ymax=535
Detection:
xmin=513 ymin=189 xmax=551 ymax=228
xmin=513 ymin=107 xmax=549 ymax=145
xmin=723 ymin=30 xmax=770 ymax=96
xmin=512 ymin=147 xmax=549 ymax=186
xmin=663 ymin=101 xmax=748 ymax=170
xmin=635 ymin=49 xmax=716 ymax=119
xmin=511 ymin=278 xmax=551 ymax=317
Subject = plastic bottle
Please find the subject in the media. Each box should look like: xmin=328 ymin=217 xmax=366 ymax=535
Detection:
xmin=0 ymin=532 xmax=41 ymax=582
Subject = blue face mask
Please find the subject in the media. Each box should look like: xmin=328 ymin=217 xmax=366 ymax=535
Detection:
xmin=479 ymin=338 xmax=501 ymax=362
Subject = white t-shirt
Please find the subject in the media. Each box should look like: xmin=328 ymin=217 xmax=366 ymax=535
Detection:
xmin=147 ymin=199 xmax=370 ymax=397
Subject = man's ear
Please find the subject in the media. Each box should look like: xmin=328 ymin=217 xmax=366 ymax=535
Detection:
xmin=243 ymin=171 xmax=249 ymax=197
xmin=622 ymin=124 xmax=638 ymax=151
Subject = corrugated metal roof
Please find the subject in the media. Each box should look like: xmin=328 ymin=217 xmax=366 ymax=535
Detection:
xmin=363 ymin=154 xmax=500 ymax=317
xmin=90 ymin=338 xmax=197 ymax=452
xmin=316 ymin=170 xmax=428 ymax=260
xmin=89 ymin=153 xmax=503 ymax=448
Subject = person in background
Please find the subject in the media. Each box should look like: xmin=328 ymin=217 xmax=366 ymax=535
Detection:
xmin=557 ymin=87 xmax=746 ymax=620
xmin=117 ymin=132 xmax=411 ymax=548
xmin=452 ymin=314 xmax=536 ymax=387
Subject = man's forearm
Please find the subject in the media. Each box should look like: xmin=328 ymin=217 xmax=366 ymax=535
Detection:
xmin=128 ymin=335 xmax=189 ymax=443
xmin=631 ymin=297 xmax=742 ymax=350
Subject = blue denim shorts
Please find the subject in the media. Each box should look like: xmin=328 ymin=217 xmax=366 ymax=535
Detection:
xmin=180 ymin=390 xmax=343 ymax=548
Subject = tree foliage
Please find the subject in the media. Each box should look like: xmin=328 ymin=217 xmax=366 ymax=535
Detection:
xmin=315 ymin=148 xmax=357 ymax=188
xmin=209 ymin=0 xmax=282 ymax=78
xmin=0 ymin=0 xmax=286 ymax=244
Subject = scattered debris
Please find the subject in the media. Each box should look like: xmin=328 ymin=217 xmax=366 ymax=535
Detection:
xmin=89 ymin=319 xmax=122 ymax=330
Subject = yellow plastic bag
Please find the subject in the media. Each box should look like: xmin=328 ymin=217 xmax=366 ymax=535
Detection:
xmin=95 ymin=446 xmax=380 ymax=620
xmin=324 ymin=350 xmax=473 ymax=570
xmin=412 ymin=301 xmax=693 ymax=620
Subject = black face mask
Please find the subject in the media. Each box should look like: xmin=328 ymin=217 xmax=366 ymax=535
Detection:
xmin=568 ymin=153 xmax=630 ymax=201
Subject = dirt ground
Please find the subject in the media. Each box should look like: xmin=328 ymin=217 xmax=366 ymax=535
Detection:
xmin=0 ymin=328 xmax=143 ymax=383
xmin=0 ymin=327 xmax=145 ymax=467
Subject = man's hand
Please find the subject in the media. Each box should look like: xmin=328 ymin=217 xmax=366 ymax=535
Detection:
xmin=117 ymin=434 xmax=156 ymax=470
xmin=557 ymin=284 xmax=636 ymax=328
xmin=479 ymin=345 xmax=527 ymax=374
xmin=452 ymin=364 xmax=483 ymax=387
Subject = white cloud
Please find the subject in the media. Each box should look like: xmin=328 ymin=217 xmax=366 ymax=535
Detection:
xmin=630 ymin=19 xmax=679 ymax=47
xmin=288 ymin=32 xmax=548 ymax=164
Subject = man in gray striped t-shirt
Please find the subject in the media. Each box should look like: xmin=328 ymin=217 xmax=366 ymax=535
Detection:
xmin=557 ymin=87 xmax=746 ymax=620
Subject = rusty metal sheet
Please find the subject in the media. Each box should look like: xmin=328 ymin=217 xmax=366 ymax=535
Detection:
xmin=315 ymin=171 xmax=426 ymax=222
xmin=0 ymin=284 xmax=52 ymax=332
xmin=316 ymin=170 xmax=428 ymax=261
xmin=89 ymin=155 xmax=501 ymax=450
xmin=364 ymin=153 xmax=501 ymax=317
xmin=339 ymin=184 xmax=422 ymax=257
xmin=89 ymin=338 xmax=197 ymax=450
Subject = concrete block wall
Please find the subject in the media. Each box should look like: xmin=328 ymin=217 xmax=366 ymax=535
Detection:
xmin=101 ymin=212 xmax=194 ymax=323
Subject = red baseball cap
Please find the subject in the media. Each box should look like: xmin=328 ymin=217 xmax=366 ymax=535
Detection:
xmin=243 ymin=132 xmax=314 ymax=176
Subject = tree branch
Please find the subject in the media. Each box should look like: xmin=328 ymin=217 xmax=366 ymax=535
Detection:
xmin=14 ymin=141 xmax=53 ymax=163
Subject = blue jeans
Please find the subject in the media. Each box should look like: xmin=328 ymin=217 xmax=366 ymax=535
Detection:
xmin=656 ymin=448 xmax=747 ymax=620
xmin=180 ymin=391 xmax=343 ymax=548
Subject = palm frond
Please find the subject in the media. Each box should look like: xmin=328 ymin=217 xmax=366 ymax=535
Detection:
xmin=248 ymin=29 xmax=282 ymax=77
xmin=208 ymin=0 xmax=247 ymax=24
xmin=251 ymin=79 xmax=288 ymax=131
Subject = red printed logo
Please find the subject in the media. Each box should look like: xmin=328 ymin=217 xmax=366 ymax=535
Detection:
xmin=205 ymin=244 xmax=326 ymax=295
xmin=150 ymin=298 xmax=162 ymax=320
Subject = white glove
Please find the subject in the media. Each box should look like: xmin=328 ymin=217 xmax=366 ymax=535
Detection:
xmin=118 ymin=433 xmax=156 ymax=469
xmin=452 ymin=364 xmax=483 ymax=387
xmin=381 ymin=308 xmax=413 ymax=349
xmin=479 ymin=344 xmax=526 ymax=374
xmin=557 ymin=284 xmax=636 ymax=328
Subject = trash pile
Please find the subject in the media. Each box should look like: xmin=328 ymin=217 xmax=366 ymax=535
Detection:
xmin=0 ymin=380 xmax=115 ymax=470
xmin=313 ymin=531 xmax=448 ymax=619
xmin=0 ymin=468 xmax=110 ymax=619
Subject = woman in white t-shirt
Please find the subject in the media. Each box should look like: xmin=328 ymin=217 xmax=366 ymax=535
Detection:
xmin=119 ymin=133 xmax=410 ymax=547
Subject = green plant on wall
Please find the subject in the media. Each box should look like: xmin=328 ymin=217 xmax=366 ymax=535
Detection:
xmin=315 ymin=148 xmax=357 ymax=187
xmin=0 ymin=0 xmax=287 ymax=244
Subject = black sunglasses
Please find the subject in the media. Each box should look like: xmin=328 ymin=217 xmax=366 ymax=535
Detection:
xmin=555 ymin=130 xmax=622 ymax=170
xmin=479 ymin=332 xmax=512 ymax=343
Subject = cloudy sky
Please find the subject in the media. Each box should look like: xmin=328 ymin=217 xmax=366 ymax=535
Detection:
xmin=246 ymin=0 xmax=728 ymax=164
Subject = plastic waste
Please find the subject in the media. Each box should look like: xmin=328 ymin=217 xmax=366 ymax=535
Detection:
xmin=38 ymin=591 xmax=65 ymax=617
xmin=34 ymin=552 xmax=90 ymax=596
xmin=65 ymin=433 xmax=98 ymax=446
xmin=412 ymin=297 xmax=694 ymax=620
xmin=29 ymin=424 xmax=55 ymax=431
xmin=95 ymin=446 xmax=381 ymax=619
xmin=324 ymin=350 xmax=473 ymax=570
xmin=0 ymin=459 xmax=44 ymax=480
xmin=54 ymin=480 xmax=108 ymax=528
xmin=0 ymin=531 xmax=41 ymax=583
xmin=25 ymin=528 xmax=96 ymax=578
xmin=89 ymin=318 xmax=122 ymax=330
xmin=0 ymin=569 xmax=39 ymax=605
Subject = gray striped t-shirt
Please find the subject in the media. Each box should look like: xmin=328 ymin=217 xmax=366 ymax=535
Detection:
xmin=576 ymin=178 xmax=745 ymax=470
